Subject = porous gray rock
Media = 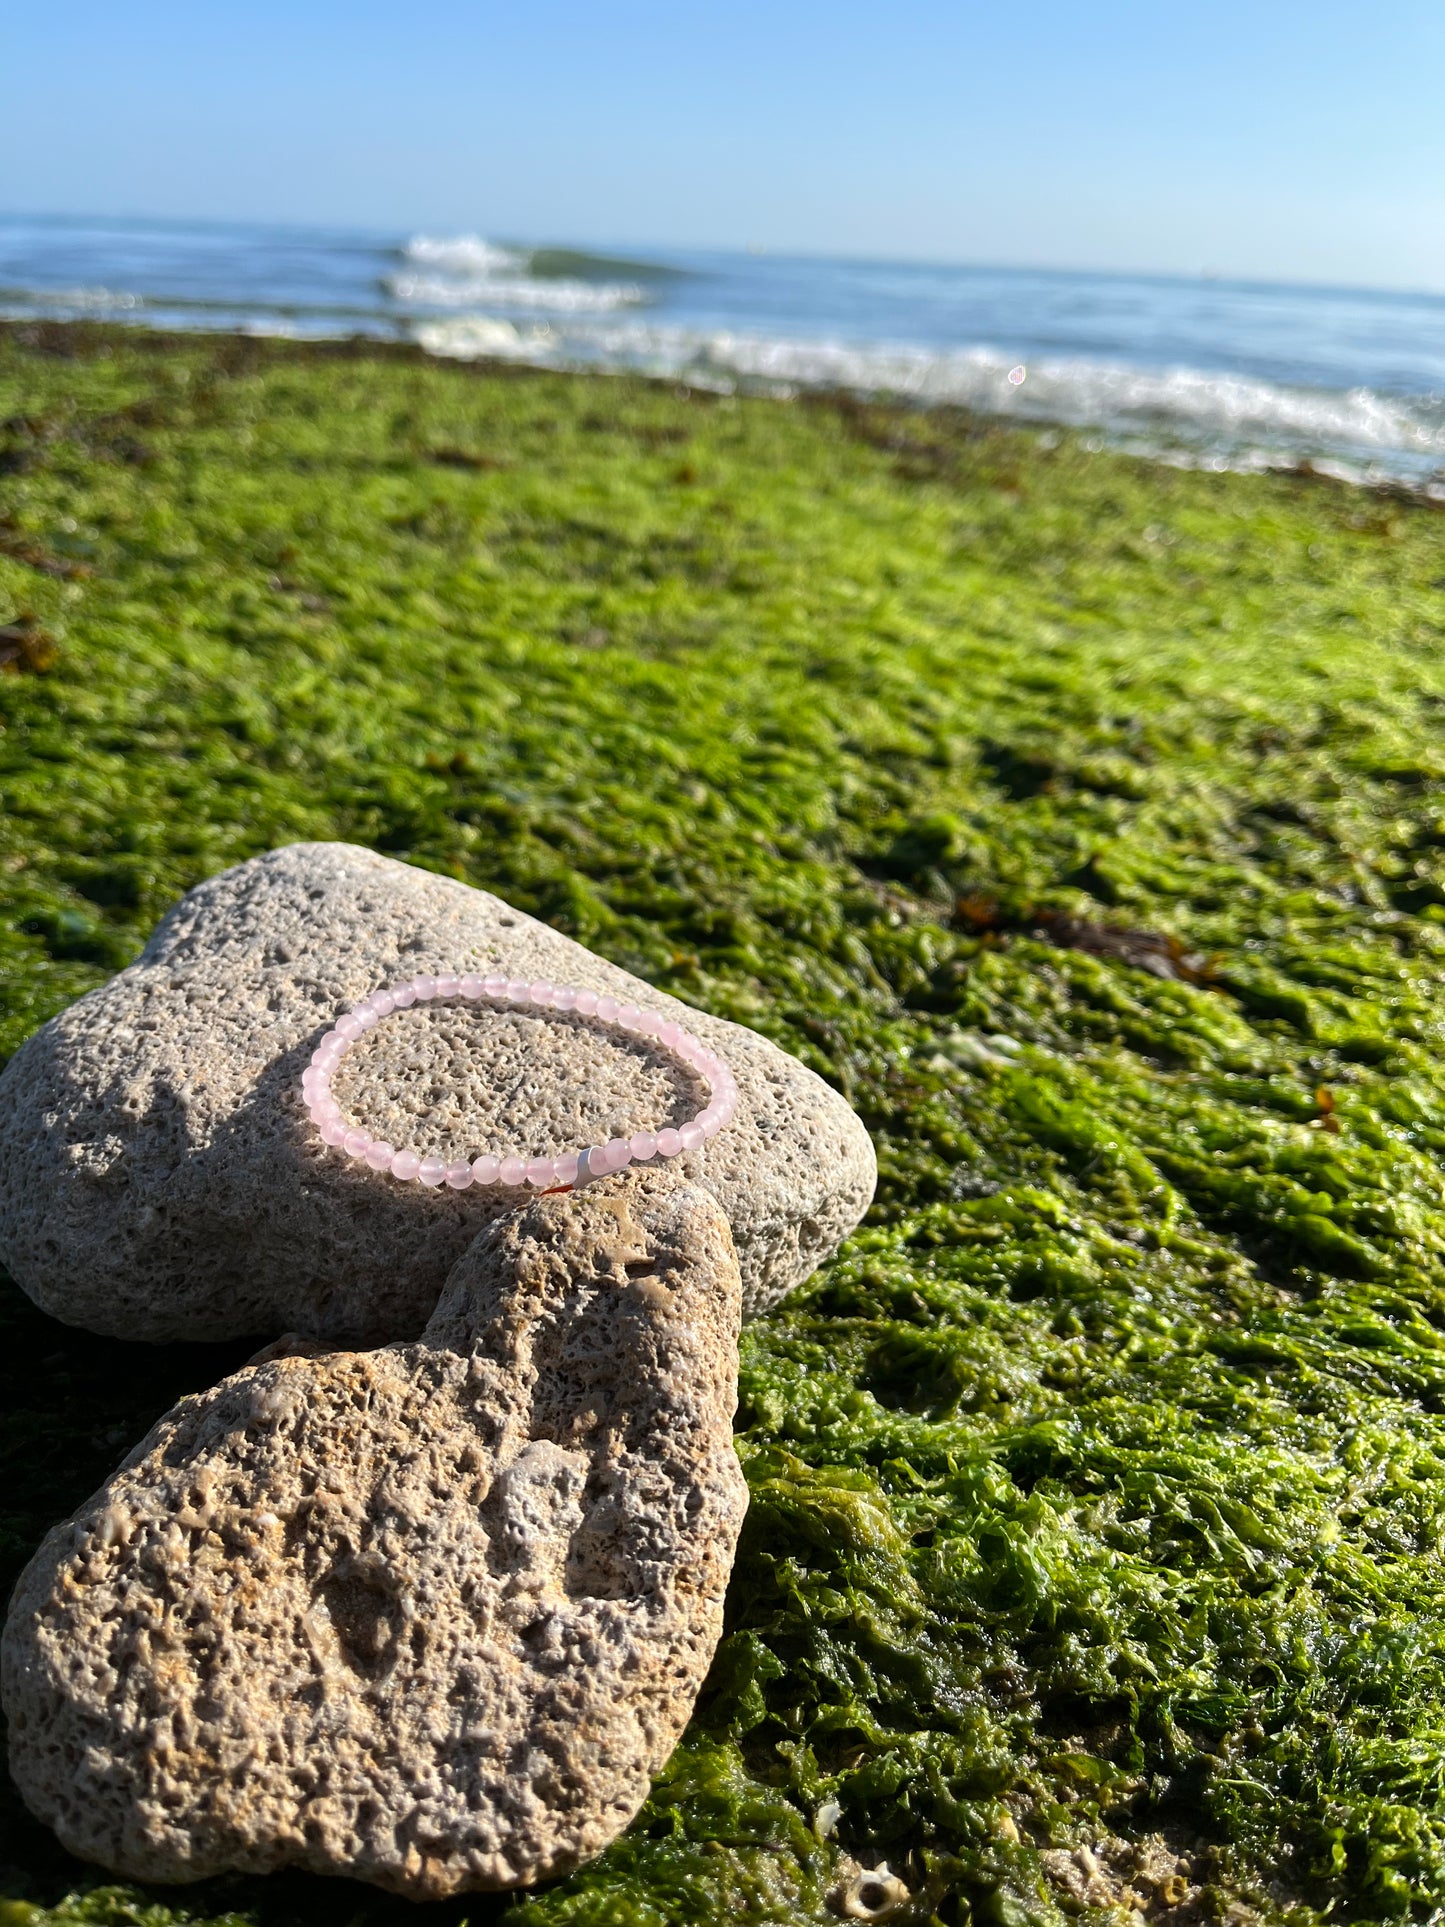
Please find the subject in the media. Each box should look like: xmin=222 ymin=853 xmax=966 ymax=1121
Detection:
xmin=0 ymin=841 xmax=874 ymax=1343
xmin=2 ymin=1179 xmax=748 ymax=1897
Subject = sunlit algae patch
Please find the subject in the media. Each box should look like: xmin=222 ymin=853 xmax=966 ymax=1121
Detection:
xmin=1 ymin=320 xmax=1444 ymax=1924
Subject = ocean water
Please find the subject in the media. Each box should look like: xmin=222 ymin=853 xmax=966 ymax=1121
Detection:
xmin=3 ymin=213 xmax=1443 ymax=493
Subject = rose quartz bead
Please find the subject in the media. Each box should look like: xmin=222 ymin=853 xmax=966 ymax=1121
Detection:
xmin=525 ymin=1156 xmax=555 ymax=1188
xmin=658 ymin=1022 xmax=682 ymax=1049
xmin=472 ymin=1154 xmax=501 ymax=1185
xmin=603 ymin=1137 xmax=632 ymax=1171
xmin=554 ymin=986 xmax=577 ymax=1010
xmin=319 ymin=1116 xmax=348 ymax=1147
xmin=367 ymin=990 xmax=396 ymax=1016
xmin=698 ymin=1109 xmax=722 ymax=1138
xmin=390 ymin=981 xmax=418 ymax=1008
xmin=529 ymin=982 xmax=555 ymax=1006
xmin=418 ymin=1156 xmax=446 ymax=1187
xmin=656 ymin=1127 xmax=683 ymax=1158
xmin=412 ymin=974 xmax=438 ymax=1000
xmin=679 ymin=1121 xmax=705 ymax=1152
xmin=499 ymin=1154 xmax=527 ymax=1186
xmin=596 ymin=996 xmax=620 ymax=1023
xmin=554 ymin=1151 xmax=580 ymax=1186
xmin=435 ymin=972 xmax=459 ymax=998
xmin=483 ymin=973 xmax=507 ymax=998
xmin=343 ymin=1127 xmax=371 ymax=1158
xmin=335 ymin=1014 xmax=364 ymax=1041
xmin=629 ymin=1130 xmax=658 ymax=1162
xmin=617 ymin=1003 xmax=640 ymax=1030
xmin=575 ymin=988 xmax=599 ymax=1016
xmin=391 ymin=1149 xmax=421 ymax=1181
xmin=445 ymin=1160 xmax=473 ymax=1189
xmin=310 ymin=1099 xmax=341 ymax=1128
xmin=503 ymin=979 xmax=527 ymax=1003
xmin=366 ymin=1139 xmax=396 ymax=1171
xmin=459 ymin=973 xmax=483 ymax=999
xmin=311 ymin=1041 xmax=339 ymax=1067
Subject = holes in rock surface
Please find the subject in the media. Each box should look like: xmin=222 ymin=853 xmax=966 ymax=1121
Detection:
xmin=318 ymin=1564 xmax=400 ymax=1675
xmin=562 ymin=1468 xmax=636 ymax=1601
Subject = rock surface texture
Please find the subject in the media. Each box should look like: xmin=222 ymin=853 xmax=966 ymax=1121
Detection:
xmin=2 ymin=1179 xmax=747 ymax=1896
xmin=0 ymin=842 xmax=874 ymax=1343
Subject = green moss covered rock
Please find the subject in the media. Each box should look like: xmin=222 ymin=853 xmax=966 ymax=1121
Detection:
xmin=1 ymin=321 xmax=1444 ymax=1924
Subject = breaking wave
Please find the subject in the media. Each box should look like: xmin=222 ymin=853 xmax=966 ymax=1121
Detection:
xmin=390 ymin=234 xmax=646 ymax=314
xmin=402 ymin=235 xmax=522 ymax=276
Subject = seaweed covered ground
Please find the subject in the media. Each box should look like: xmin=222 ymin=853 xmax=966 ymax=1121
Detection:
xmin=2 ymin=322 xmax=1445 ymax=1927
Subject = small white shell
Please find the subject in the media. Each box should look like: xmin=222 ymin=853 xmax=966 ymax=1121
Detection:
xmin=834 ymin=1861 xmax=910 ymax=1922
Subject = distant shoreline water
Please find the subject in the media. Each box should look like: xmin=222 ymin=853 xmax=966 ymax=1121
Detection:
xmin=3 ymin=214 xmax=1442 ymax=496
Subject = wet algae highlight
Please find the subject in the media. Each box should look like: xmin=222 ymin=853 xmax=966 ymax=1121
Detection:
xmin=1 ymin=323 xmax=1445 ymax=1925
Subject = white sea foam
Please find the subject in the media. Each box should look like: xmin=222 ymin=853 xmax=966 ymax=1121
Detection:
xmin=388 ymin=272 xmax=643 ymax=313
xmin=417 ymin=317 xmax=531 ymax=357
xmin=0 ymin=285 xmax=144 ymax=313
xmin=416 ymin=314 xmax=1445 ymax=489
xmin=403 ymin=235 xmax=524 ymax=275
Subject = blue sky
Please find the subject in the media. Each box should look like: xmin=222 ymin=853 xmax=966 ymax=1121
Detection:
xmin=8 ymin=0 xmax=1443 ymax=290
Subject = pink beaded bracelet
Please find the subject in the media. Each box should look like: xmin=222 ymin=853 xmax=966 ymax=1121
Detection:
xmin=300 ymin=972 xmax=737 ymax=1190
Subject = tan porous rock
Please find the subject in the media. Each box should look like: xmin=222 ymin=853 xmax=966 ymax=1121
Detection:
xmin=0 ymin=841 xmax=874 ymax=1344
xmin=2 ymin=1178 xmax=747 ymax=1897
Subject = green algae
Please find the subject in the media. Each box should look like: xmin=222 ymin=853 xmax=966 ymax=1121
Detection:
xmin=1 ymin=322 xmax=1445 ymax=1924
